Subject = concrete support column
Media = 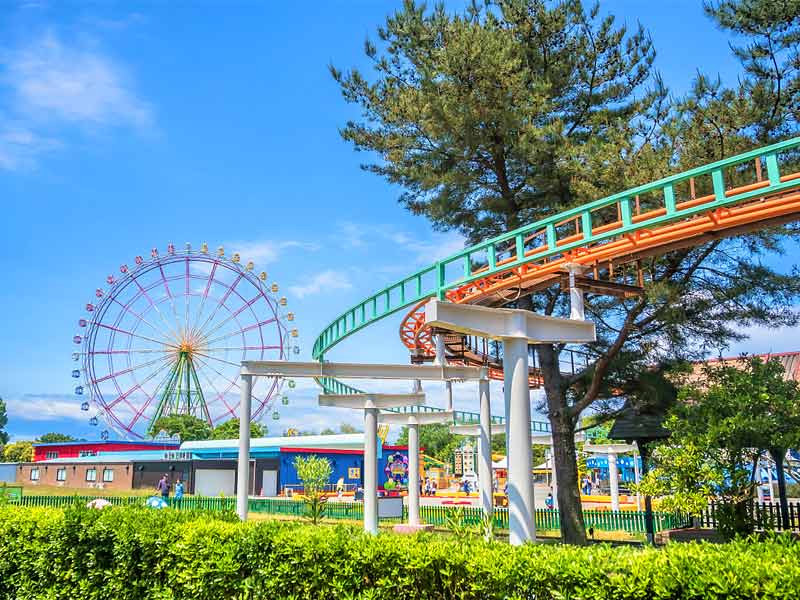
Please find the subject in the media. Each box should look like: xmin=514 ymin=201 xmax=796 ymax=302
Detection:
xmin=633 ymin=450 xmax=642 ymax=510
xmin=434 ymin=335 xmax=446 ymax=366
xmin=608 ymin=452 xmax=620 ymax=512
xmin=364 ymin=406 xmax=379 ymax=535
xmin=766 ymin=456 xmax=775 ymax=502
xmin=236 ymin=374 xmax=253 ymax=521
xmin=566 ymin=265 xmax=585 ymax=321
xmin=549 ymin=443 xmax=558 ymax=499
xmin=504 ymin=336 xmax=536 ymax=545
xmin=408 ymin=421 xmax=420 ymax=526
xmin=478 ymin=378 xmax=493 ymax=521
xmin=446 ymin=380 xmax=454 ymax=411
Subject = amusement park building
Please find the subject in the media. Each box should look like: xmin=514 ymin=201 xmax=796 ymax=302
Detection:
xmin=32 ymin=440 xmax=180 ymax=462
xmin=18 ymin=434 xmax=410 ymax=497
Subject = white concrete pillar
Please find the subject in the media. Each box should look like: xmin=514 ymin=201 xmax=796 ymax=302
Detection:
xmin=236 ymin=374 xmax=253 ymax=521
xmin=478 ymin=378 xmax=493 ymax=521
xmin=434 ymin=335 xmax=446 ymax=366
xmin=364 ymin=406 xmax=379 ymax=535
xmin=766 ymin=456 xmax=775 ymax=502
xmin=567 ymin=265 xmax=585 ymax=321
xmin=549 ymin=443 xmax=558 ymax=500
xmin=408 ymin=420 xmax=420 ymax=526
xmin=446 ymin=380 xmax=453 ymax=411
xmin=504 ymin=337 xmax=536 ymax=545
xmin=608 ymin=452 xmax=620 ymax=512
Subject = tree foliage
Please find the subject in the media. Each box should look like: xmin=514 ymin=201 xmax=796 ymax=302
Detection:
xmin=37 ymin=433 xmax=76 ymax=444
xmin=210 ymin=419 xmax=265 ymax=440
xmin=2 ymin=441 xmax=33 ymax=463
xmin=293 ymin=455 xmax=333 ymax=524
xmin=148 ymin=415 xmax=212 ymax=442
xmin=638 ymin=356 xmax=800 ymax=537
xmin=332 ymin=0 xmax=800 ymax=544
xmin=0 ymin=398 xmax=8 ymax=445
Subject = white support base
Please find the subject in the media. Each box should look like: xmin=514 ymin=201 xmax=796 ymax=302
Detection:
xmin=424 ymin=300 xmax=596 ymax=344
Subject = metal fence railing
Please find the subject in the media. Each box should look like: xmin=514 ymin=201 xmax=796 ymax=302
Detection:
xmin=699 ymin=501 xmax=800 ymax=532
xmin=9 ymin=495 xmax=692 ymax=535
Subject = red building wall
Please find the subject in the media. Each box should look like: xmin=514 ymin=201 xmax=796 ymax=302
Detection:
xmin=33 ymin=441 xmax=180 ymax=462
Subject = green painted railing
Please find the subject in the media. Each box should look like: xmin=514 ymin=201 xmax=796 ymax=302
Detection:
xmin=10 ymin=495 xmax=688 ymax=535
xmin=311 ymin=137 xmax=800 ymax=427
xmin=313 ymin=136 xmax=800 ymax=362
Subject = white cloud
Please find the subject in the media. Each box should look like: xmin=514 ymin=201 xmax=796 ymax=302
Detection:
xmin=5 ymin=32 xmax=152 ymax=128
xmin=4 ymin=393 xmax=88 ymax=423
xmin=225 ymin=240 xmax=319 ymax=267
xmin=0 ymin=32 xmax=153 ymax=170
xmin=0 ymin=124 xmax=60 ymax=170
xmin=335 ymin=222 xmax=465 ymax=264
xmin=289 ymin=270 xmax=353 ymax=299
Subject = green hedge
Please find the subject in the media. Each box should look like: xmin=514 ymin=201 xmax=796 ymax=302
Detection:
xmin=0 ymin=505 xmax=798 ymax=599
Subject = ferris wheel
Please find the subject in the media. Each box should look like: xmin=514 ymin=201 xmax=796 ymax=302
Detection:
xmin=71 ymin=242 xmax=298 ymax=440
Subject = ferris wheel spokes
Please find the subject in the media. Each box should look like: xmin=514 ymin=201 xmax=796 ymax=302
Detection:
xmin=92 ymin=354 xmax=174 ymax=384
xmin=130 ymin=274 xmax=184 ymax=345
xmin=189 ymin=271 xmax=246 ymax=343
xmin=76 ymin=243 xmax=292 ymax=438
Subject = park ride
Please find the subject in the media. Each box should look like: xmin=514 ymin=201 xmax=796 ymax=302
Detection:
xmin=312 ymin=137 xmax=800 ymax=424
xmin=236 ymin=138 xmax=800 ymax=544
xmin=71 ymin=242 xmax=298 ymax=439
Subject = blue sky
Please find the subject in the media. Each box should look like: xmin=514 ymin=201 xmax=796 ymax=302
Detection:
xmin=0 ymin=1 xmax=797 ymax=442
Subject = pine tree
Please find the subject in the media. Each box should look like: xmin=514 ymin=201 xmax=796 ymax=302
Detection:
xmin=332 ymin=0 xmax=800 ymax=544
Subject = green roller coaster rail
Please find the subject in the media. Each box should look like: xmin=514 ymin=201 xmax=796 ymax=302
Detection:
xmin=312 ymin=136 xmax=800 ymax=430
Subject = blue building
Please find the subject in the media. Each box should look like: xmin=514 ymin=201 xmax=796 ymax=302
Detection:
xmin=585 ymin=455 xmax=642 ymax=483
xmin=181 ymin=434 xmax=409 ymax=497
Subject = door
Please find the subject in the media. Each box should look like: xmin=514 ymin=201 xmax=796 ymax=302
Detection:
xmin=262 ymin=470 xmax=278 ymax=497
xmin=194 ymin=469 xmax=235 ymax=497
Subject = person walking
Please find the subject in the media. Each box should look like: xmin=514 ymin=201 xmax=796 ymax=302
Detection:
xmin=156 ymin=474 xmax=170 ymax=505
xmin=174 ymin=479 xmax=184 ymax=509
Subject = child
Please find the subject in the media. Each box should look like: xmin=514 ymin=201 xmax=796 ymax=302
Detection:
xmin=174 ymin=479 xmax=184 ymax=509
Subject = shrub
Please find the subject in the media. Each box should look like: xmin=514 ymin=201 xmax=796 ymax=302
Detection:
xmin=1 ymin=505 xmax=799 ymax=599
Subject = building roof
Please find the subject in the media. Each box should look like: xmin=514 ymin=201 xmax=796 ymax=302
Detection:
xmin=181 ymin=433 xmax=365 ymax=458
xmin=33 ymin=440 xmax=179 ymax=448
xmin=608 ymin=403 xmax=670 ymax=442
xmin=34 ymin=450 xmax=183 ymax=464
xmin=692 ymin=351 xmax=800 ymax=382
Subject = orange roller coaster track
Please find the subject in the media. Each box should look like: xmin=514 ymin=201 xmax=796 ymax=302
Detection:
xmin=313 ymin=137 xmax=800 ymax=429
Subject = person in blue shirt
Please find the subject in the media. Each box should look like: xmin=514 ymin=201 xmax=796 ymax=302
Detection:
xmin=174 ymin=479 xmax=184 ymax=509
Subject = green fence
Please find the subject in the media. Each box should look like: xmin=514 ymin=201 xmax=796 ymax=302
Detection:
xmin=10 ymin=495 xmax=688 ymax=535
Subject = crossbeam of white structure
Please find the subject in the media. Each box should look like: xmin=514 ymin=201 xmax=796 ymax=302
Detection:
xmin=242 ymin=360 xmax=484 ymax=381
xmin=584 ymin=443 xmax=636 ymax=512
xmin=424 ymin=300 xmax=596 ymax=343
xmin=319 ymin=393 xmax=425 ymax=410
xmin=317 ymin=391 xmax=423 ymax=535
xmin=424 ymin=299 xmax=596 ymax=546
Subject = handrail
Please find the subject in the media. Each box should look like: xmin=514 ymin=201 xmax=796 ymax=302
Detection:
xmin=313 ymin=136 xmax=800 ymax=360
xmin=311 ymin=137 xmax=800 ymax=431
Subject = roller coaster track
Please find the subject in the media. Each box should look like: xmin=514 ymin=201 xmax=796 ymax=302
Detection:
xmin=312 ymin=137 xmax=800 ymax=432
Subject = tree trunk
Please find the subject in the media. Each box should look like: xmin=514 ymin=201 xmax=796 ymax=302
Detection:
xmin=770 ymin=447 xmax=790 ymax=530
xmin=538 ymin=343 xmax=587 ymax=545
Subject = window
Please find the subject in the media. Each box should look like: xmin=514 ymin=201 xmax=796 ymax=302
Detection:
xmin=102 ymin=468 xmax=114 ymax=482
xmin=30 ymin=468 xmax=40 ymax=481
xmin=45 ymin=451 xmax=58 ymax=459
xmin=85 ymin=468 xmax=97 ymax=482
xmin=79 ymin=450 xmax=97 ymax=458
xmin=56 ymin=468 xmax=66 ymax=482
